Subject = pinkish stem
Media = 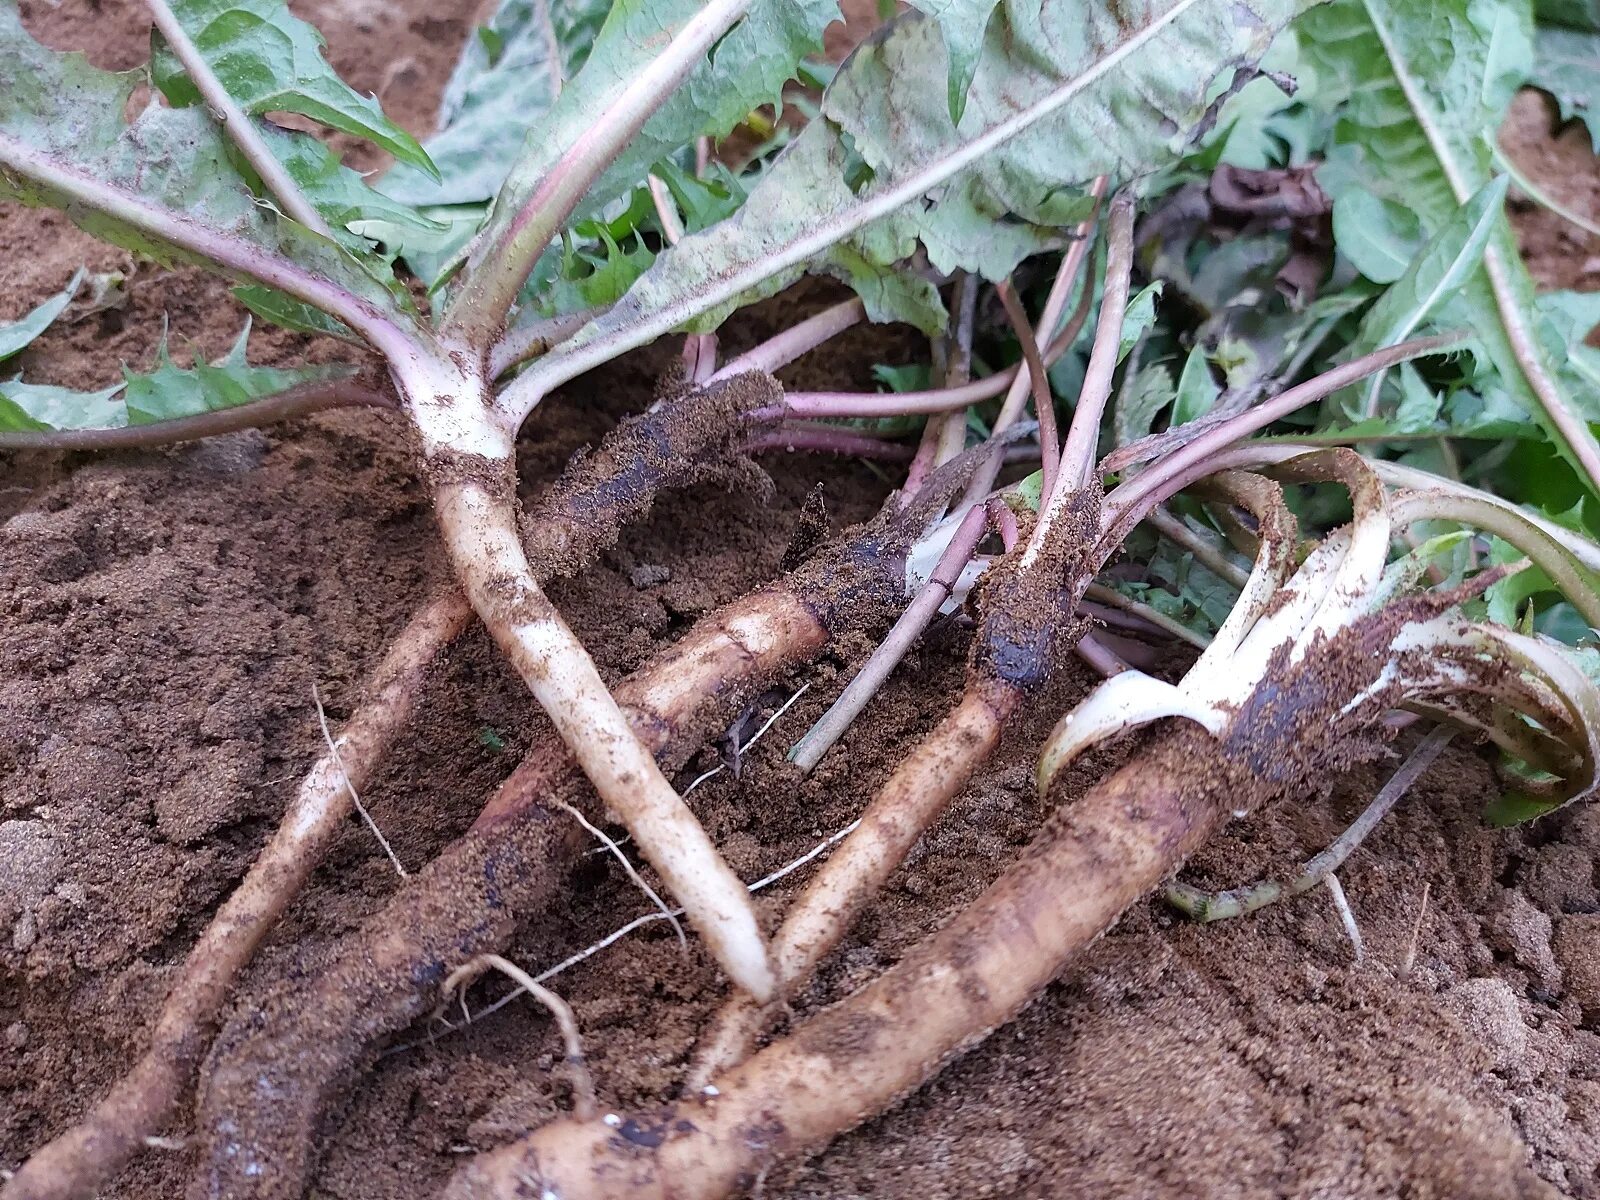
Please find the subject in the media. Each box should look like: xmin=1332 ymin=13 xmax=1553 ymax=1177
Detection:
xmin=1097 ymin=333 xmax=1464 ymax=555
xmin=745 ymin=425 xmax=915 ymax=460
xmin=789 ymin=503 xmax=990 ymax=772
xmin=712 ymin=298 xmax=866 ymax=382
xmin=997 ymin=279 xmax=1059 ymax=495
xmin=903 ymin=275 xmax=979 ymax=503
xmin=986 ymin=497 xmax=1019 ymax=551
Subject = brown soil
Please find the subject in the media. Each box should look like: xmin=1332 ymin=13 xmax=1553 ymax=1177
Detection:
xmin=3 ymin=5 xmax=1600 ymax=1200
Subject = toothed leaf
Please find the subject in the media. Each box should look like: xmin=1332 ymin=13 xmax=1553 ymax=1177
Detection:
xmin=149 ymin=0 xmax=435 ymax=177
xmin=1300 ymin=0 xmax=1600 ymax=495
xmin=0 ymin=3 xmax=417 ymax=336
xmin=520 ymin=0 xmax=1317 ymax=400
xmin=0 ymin=320 xmax=350 ymax=432
xmin=0 ymin=268 xmax=82 ymax=362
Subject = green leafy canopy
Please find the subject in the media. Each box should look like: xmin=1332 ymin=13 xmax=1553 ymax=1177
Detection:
xmin=512 ymin=0 xmax=1318 ymax=409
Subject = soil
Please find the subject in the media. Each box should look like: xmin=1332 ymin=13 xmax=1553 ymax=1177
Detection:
xmin=3 ymin=4 xmax=1600 ymax=1200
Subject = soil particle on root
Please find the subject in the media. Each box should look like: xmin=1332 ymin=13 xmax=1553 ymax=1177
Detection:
xmin=4 ymin=5 xmax=1600 ymax=1200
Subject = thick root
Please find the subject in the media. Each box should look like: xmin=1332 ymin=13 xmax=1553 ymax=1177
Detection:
xmin=6 ymin=382 xmax=777 ymax=1200
xmin=691 ymin=680 xmax=1018 ymax=1084
xmin=443 ymin=727 xmax=1248 ymax=1200
xmin=0 ymin=590 xmax=472 ymax=1200
xmin=187 ymin=515 xmax=909 ymax=1200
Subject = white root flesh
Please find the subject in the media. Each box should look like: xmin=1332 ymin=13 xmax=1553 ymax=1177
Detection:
xmin=431 ymin=476 xmax=775 ymax=1001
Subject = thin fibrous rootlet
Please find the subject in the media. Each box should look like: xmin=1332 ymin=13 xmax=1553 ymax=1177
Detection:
xmin=4 ymin=0 xmax=1600 ymax=1199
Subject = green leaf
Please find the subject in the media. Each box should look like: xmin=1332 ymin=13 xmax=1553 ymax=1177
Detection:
xmin=0 ymin=380 xmax=125 ymax=432
xmin=518 ymin=0 xmax=1317 ymax=401
xmin=150 ymin=0 xmax=434 ymax=177
xmin=469 ymin=0 xmax=837 ymax=240
xmin=1119 ymin=282 xmax=1163 ymax=362
xmin=1113 ymin=362 xmax=1175 ymax=447
xmin=0 ymin=4 xmax=414 ymax=335
xmin=126 ymin=320 xmax=351 ymax=424
xmin=0 ymin=268 xmax=82 ymax=362
xmin=0 ymin=319 xmax=350 ymax=432
xmin=382 ymin=0 xmax=609 ymax=207
xmin=539 ymin=229 xmax=657 ymax=314
xmin=906 ymin=0 xmax=1002 ymax=124
xmin=1172 ymin=343 xmax=1221 ymax=425
xmin=1330 ymin=190 xmax=1423 ymax=284
xmin=1343 ymin=175 xmax=1509 ymax=418
xmin=1301 ymin=0 xmax=1600 ymax=496
xmin=871 ymin=362 xmax=935 ymax=392
xmin=1532 ymin=26 xmax=1600 ymax=150
xmin=249 ymin=126 xmax=444 ymax=273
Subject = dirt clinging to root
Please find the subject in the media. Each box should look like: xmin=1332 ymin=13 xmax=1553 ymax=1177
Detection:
xmin=3 ymin=3 xmax=1600 ymax=1200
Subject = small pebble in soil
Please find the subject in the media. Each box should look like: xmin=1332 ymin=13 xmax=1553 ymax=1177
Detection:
xmin=1443 ymin=977 xmax=1530 ymax=1074
xmin=1486 ymin=890 xmax=1562 ymax=993
xmin=630 ymin=564 xmax=671 ymax=588
xmin=1554 ymin=914 xmax=1600 ymax=1025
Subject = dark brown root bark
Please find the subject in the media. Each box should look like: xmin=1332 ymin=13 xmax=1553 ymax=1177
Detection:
xmin=3 ymin=381 xmax=785 ymax=1200
xmin=186 ymin=502 xmax=923 ymax=1200
xmin=442 ymin=554 xmax=1443 ymax=1199
xmin=442 ymin=726 xmax=1251 ymax=1200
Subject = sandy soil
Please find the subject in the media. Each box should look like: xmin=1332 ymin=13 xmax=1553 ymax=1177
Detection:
xmin=2 ymin=4 xmax=1599 ymax=1199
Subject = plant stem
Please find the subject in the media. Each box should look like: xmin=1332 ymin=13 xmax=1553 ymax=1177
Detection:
xmin=744 ymin=425 xmax=915 ymax=460
xmin=905 ymin=274 xmax=979 ymax=499
xmin=712 ymin=298 xmax=865 ymax=382
xmin=788 ymin=503 xmax=990 ymax=773
xmin=1165 ymin=725 xmax=1453 ymax=921
xmin=960 ymin=182 xmax=1105 ymax=508
xmin=772 ymin=369 xmax=1016 ymax=420
xmin=1056 ymin=191 xmax=1136 ymax=494
xmin=997 ymin=278 xmax=1059 ymax=495
xmin=1082 ymin=582 xmax=1210 ymax=649
xmin=1389 ymin=489 xmax=1600 ymax=630
xmin=445 ymin=0 xmax=755 ymax=346
xmin=1021 ymin=192 xmax=1135 ymax=571
xmin=1144 ymin=506 xmax=1250 ymax=589
xmin=142 ymin=0 xmax=334 ymax=239
xmin=1098 ymin=333 xmax=1465 ymax=551
xmin=0 ymin=379 xmax=390 ymax=451
xmin=0 ymin=590 xmax=472 ymax=1200
xmin=0 ymin=133 xmax=420 ymax=361
xmin=768 ymin=297 xmax=1094 ymax=425
xmin=432 ymin=473 xmax=774 ymax=1000
xmin=1483 ymin=245 xmax=1600 ymax=497
xmin=490 ymin=309 xmax=600 ymax=378
xmin=1368 ymin=458 xmax=1600 ymax=571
